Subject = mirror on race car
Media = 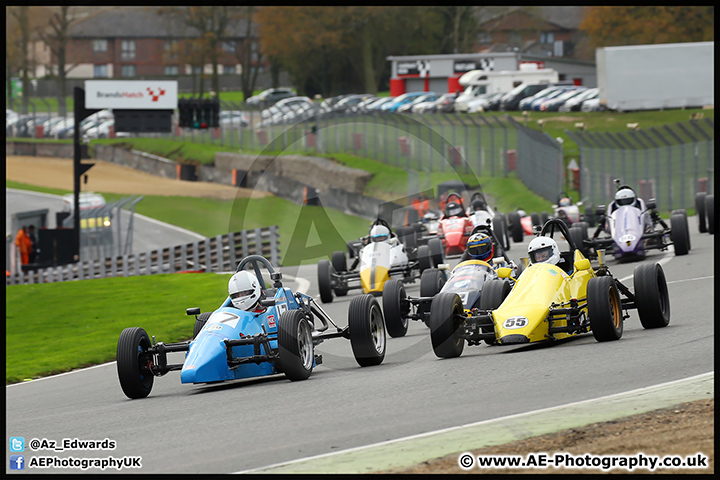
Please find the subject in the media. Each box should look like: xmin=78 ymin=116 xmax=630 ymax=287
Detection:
xmin=497 ymin=267 xmax=512 ymax=278
xmin=574 ymin=259 xmax=592 ymax=271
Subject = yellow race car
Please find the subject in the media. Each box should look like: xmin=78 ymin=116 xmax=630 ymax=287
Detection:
xmin=429 ymin=218 xmax=670 ymax=358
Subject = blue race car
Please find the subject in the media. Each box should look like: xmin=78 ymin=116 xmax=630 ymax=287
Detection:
xmin=117 ymin=255 xmax=386 ymax=399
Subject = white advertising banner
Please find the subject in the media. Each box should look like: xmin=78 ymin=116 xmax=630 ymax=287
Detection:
xmin=85 ymin=80 xmax=178 ymax=109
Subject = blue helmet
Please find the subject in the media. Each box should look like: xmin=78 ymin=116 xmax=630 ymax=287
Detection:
xmin=467 ymin=233 xmax=493 ymax=261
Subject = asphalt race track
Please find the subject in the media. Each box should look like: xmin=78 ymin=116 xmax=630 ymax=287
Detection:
xmin=6 ymin=215 xmax=715 ymax=474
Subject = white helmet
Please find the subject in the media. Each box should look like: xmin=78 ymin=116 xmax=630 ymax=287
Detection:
xmin=527 ymin=236 xmax=560 ymax=265
xmin=615 ymin=188 xmax=635 ymax=207
xmin=370 ymin=224 xmax=390 ymax=243
xmin=228 ymin=271 xmax=262 ymax=311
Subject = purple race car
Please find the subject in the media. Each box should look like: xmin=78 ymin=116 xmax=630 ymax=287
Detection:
xmin=571 ymin=183 xmax=690 ymax=262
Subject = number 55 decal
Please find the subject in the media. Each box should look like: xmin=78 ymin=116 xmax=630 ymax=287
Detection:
xmin=503 ymin=316 xmax=528 ymax=329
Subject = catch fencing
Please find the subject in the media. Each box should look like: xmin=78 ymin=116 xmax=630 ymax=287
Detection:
xmin=566 ymin=118 xmax=714 ymax=211
xmin=6 ymin=227 xmax=279 ymax=286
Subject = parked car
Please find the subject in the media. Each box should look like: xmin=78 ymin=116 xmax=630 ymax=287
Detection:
xmin=50 ymin=118 xmax=75 ymax=138
xmin=397 ymin=93 xmax=439 ymax=113
xmin=364 ymin=97 xmax=395 ymax=111
xmin=560 ymin=88 xmax=599 ymax=112
xmin=499 ymin=83 xmax=551 ymax=111
xmin=581 ymin=97 xmax=603 ymax=112
xmin=539 ymin=87 xmax=587 ymax=112
xmin=530 ymin=87 xmax=575 ymax=111
xmin=246 ymin=88 xmax=295 ymax=108
xmin=381 ymin=92 xmax=433 ymax=112
xmin=332 ymin=94 xmax=375 ymax=113
xmin=261 ymin=96 xmax=314 ymax=119
xmin=219 ymin=110 xmax=249 ymax=128
xmin=519 ymin=86 xmax=563 ymax=111
xmin=466 ymin=92 xmax=506 ymax=113
xmin=356 ymin=96 xmax=381 ymax=110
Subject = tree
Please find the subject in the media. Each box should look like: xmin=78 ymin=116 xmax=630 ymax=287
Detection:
xmin=232 ymin=6 xmax=264 ymax=101
xmin=580 ymin=6 xmax=714 ymax=50
xmin=9 ymin=6 xmax=30 ymax=114
xmin=37 ymin=6 xmax=77 ymax=116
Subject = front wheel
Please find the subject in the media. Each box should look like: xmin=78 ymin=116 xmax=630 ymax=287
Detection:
xmin=117 ymin=327 xmax=154 ymax=399
xmin=382 ymin=279 xmax=409 ymax=338
xmin=670 ymin=212 xmax=690 ymax=255
xmin=705 ymin=195 xmax=715 ymax=234
xmin=428 ymin=292 xmax=465 ymax=358
xmin=507 ymin=211 xmax=523 ymax=243
xmin=428 ymin=237 xmax=444 ymax=267
xmin=192 ymin=312 xmax=212 ymax=340
xmin=587 ymin=276 xmax=623 ymax=342
xmin=695 ymin=192 xmax=707 ymax=233
xmin=348 ymin=295 xmax=386 ymax=367
xmin=633 ymin=263 xmax=670 ymax=329
xmin=277 ymin=310 xmax=314 ymax=381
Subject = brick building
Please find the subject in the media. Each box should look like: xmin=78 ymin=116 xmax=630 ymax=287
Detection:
xmin=49 ymin=7 xmax=254 ymax=79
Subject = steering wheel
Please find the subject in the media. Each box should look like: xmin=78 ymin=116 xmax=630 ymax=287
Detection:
xmin=235 ymin=255 xmax=282 ymax=289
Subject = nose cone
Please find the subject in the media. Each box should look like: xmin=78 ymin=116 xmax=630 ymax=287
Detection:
xmin=181 ymin=334 xmax=234 ymax=384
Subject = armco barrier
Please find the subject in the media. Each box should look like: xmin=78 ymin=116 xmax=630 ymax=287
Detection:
xmin=6 ymin=227 xmax=280 ymax=285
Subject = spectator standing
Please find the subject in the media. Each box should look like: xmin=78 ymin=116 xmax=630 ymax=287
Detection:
xmin=14 ymin=226 xmax=31 ymax=265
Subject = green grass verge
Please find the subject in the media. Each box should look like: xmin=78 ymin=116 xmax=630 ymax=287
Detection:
xmin=6 ymin=273 xmax=231 ymax=384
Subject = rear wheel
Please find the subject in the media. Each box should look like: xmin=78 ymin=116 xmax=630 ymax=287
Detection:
xmin=348 ymin=295 xmax=386 ymax=366
xmin=507 ymin=211 xmax=524 ymax=243
xmin=541 ymin=211 xmax=549 ymax=225
xmin=317 ymin=259 xmax=334 ymax=303
xmin=492 ymin=214 xmax=509 ymax=252
xmin=530 ymin=212 xmax=541 ymax=229
xmin=569 ymin=224 xmax=589 ymax=257
xmin=417 ymin=245 xmax=432 ymax=272
xmin=428 ymin=237 xmax=444 ymax=266
xmin=382 ymin=279 xmax=409 ymax=338
xmin=277 ymin=310 xmax=314 ymax=381
xmin=192 ymin=312 xmax=212 ymax=340
xmin=331 ymin=251 xmax=349 ymax=296
xmin=695 ymin=192 xmax=707 ymax=233
xmin=587 ymin=276 xmax=623 ymax=342
xmin=428 ymin=292 xmax=465 ymax=358
xmin=670 ymin=212 xmax=690 ymax=255
xmin=633 ymin=263 xmax=670 ymax=329
xmin=117 ymin=327 xmax=154 ymax=399
xmin=706 ymin=195 xmax=715 ymax=234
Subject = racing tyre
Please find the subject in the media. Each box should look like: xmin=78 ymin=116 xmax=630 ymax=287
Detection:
xmin=670 ymin=212 xmax=690 ymax=256
xmin=192 ymin=312 xmax=212 ymax=340
xmin=492 ymin=214 xmax=510 ymax=252
xmin=428 ymin=237 xmax=444 ymax=267
xmin=331 ymin=251 xmax=349 ymax=296
xmin=541 ymin=211 xmax=549 ymax=225
xmin=419 ymin=268 xmax=446 ymax=320
xmin=633 ymin=263 xmax=670 ymax=329
xmin=382 ymin=279 xmax=409 ymax=337
xmin=587 ymin=276 xmax=623 ymax=342
xmin=671 ymin=209 xmax=691 ymax=252
xmin=695 ymin=192 xmax=707 ymax=233
xmin=428 ymin=292 xmax=465 ymax=358
xmin=706 ymin=195 xmax=715 ymax=234
xmin=584 ymin=206 xmax=596 ymax=228
xmin=507 ymin=211 xmax=524 ymax=243
xmin=569 ymin=224 xmax=589 ymax=257
xmin=417 ymin=245 xmax=432 ymax=272
xmin=478 ymin=279 xmax=511 ymax=310
xmin=530 ymin=212 xmax=541 ymax=229
xmin=277 ymin=310 xmax=314 ymax=381
xmin=397 ymin=226 xmax=417 ymax=251
xmin=348 ymin=294 xmax=386 ymax=366
xmin=117 ymin=327 xmax=154 ymax=399
xmin=317 ymin=259 xmax=334 ymax=303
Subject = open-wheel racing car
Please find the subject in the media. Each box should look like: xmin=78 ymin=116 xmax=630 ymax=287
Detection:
xmin=466 ymin=190 xmax=511 ymax=251
xmin=117 ymin=255 xmax=387 ymax=399
xmin=577 ymin=182 xmax=690 ymax=261
xmin=428 ymin=217 xmax=671 ymax=358
xmin=318 ymin=218 xmax=444 ymax=303
xmin=437 ymin=192 xmax=475 ymax=257
xmin=382 ymin=223 xmax=521 ymax=338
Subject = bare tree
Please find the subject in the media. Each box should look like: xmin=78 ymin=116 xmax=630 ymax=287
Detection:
xmin=37 ymin=6 xmax=78 ymax=116
xmin=232 ymin=6 xmax=263 ymax=101
xmin=9 ymin=7 xmax=30 ymax=114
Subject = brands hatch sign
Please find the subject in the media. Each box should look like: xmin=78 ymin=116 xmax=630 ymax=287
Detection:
xmin=85 ymin=81 xmax=178 ymax=109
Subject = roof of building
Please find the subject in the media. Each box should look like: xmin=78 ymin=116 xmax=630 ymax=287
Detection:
xmin=67 ymin=6 xmax=249 ymax=39
xmin=476 ymin=6 xmax=585 ymax=31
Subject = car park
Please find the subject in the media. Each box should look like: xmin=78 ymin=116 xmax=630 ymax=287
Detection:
xmin=381 ymin=92 xmax=432 ymax=112
xmin=428 ymin=218 xmax=671 ymax=358
xmin=581 ymin=97 xmax=603 ymax=112
xmin=246 ymin=88 xmax=295 ymax=108
xmin=261 ymin=96 xmax=314 ymax=119
xmin=539 ymin=87 xmax=587 ymax=112
xmin=363 ymin=97 xmax=395 ymax=111
xmin=117 ymin=255 xmax=387 ymax=399
xmin=529 ymin=86 xmax=575 ymax=111
xmin=559 ymin=88 xmax=599 ymax=112
xmin=219 ymin=110 xmax=249 ymax=128
xmin=500 ymin=83 xmax=551 ymax=111
xmin=397 ymin=93 xmax=439 ymax=113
